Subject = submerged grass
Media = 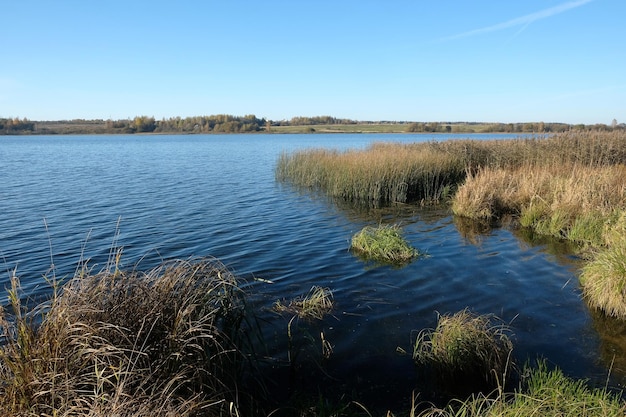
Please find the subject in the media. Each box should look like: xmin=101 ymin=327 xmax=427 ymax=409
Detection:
xmin=413 ymin=310 xmax=514 ymax=394
xmin=0 ymin=257 xmax=253 ymax=417
xmin=350 ymin=224 xmax=420 ymax=265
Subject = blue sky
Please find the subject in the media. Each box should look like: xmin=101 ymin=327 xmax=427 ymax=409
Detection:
xmin=1 ymin=0 xmax=624 ymax=124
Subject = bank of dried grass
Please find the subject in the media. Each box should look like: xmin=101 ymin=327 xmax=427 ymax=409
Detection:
xmin=0 ymin=257 xmax=253 ymax=417
xmin=276 ymin=131 xmax=626 ymax=207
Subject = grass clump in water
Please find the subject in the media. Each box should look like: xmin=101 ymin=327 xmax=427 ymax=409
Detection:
xmin=417 ymin=361 xmax=626 ymax=417
xmin=350 ymin=224 xmax=420 ymax=265
xmin=273 ymin=286 xmax=334 ymax=321
xmin=0 ymin=257 xmax=254 ymax=417
xmin=413 ymin=309 xmax=514 ymax=394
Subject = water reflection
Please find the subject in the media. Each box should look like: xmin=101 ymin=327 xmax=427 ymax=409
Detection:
xmin=588 ymin=305 xmax=626 ymax=387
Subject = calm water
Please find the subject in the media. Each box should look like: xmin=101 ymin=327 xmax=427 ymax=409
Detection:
xmin=1 ymin=133 xmax=624 ymax=408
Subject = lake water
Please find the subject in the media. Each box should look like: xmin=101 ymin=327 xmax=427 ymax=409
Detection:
xmin=1 ymin=133 xmax=624 ymax=409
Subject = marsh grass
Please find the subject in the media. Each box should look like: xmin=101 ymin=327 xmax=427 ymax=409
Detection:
xmin=453 ymin=163 xmax=626 ymax=235
xmin=350 ymin=224 xmax=420 ymax=265
xmin=276 ymin=131 xmax=626 ymax=208
xmin=0 ymin=257 xmax=253 ymax=416
xmin=276 ymin=142 xmax=466 ymax=206
xmin=417 ymin=361 xmax=625 ymax=417
xmin=273 ymin=286 xmax=334 ymax=321
xmin=448 ymin=131 xmax=626 ymax=319
xmin=580 ymin=231 xmax=626 ymax=318
xmin=413 ymin=310 xmax=514 ymax=395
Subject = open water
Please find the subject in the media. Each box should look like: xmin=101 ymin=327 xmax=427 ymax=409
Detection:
xmin=1 ymin=133 xmax=624 ymax=409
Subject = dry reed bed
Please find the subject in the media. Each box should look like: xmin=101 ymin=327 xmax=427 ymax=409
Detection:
xmin=276 ymin=131 xmax=626 ymax=207
xmin=0 ymin=257 xmax=252 ymax=417
xmin=276 ymin=143 xmax=467 ymax=205
xmin=452 ymin=163 xmax=626 ymax=245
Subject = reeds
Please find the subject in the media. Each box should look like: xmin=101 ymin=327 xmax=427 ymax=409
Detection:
xmin=0 ymin=257 xmax=252 ymax=416
xmin=452 ymin=163 xmax=626 ymax=246
xmin=277 ymin=131 xmax=626 ymax=208
xmin=413 ymin=310 xmax=514 ymax=393
xmin=276 ymin=142 xmax=466 ymax=206
xmin=447 ymin=131 xmax=626 ymax=319
xmin=350 ymin=224 xmax=420 ymax=265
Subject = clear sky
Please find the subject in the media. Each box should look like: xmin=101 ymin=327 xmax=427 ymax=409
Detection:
xmin=1 ymin=0 xmax=624 ymax=124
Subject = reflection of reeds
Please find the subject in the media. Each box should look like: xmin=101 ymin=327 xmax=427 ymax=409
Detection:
xmin=0 ymin=257 xmax=251 ymax=416
xmin=413 ymin=309 xmax=514 ymax=393
xmin=350 ymin=224 xmax=420 ymax=265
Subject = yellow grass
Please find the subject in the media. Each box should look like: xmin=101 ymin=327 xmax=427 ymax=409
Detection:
xmin=452 ymin=163 xmax=626 ymax=246
xmin=0 ymin=257 xmax=251 ymax=417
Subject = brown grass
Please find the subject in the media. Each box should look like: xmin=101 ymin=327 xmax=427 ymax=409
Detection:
xmin=277 ymin=130 xmax=626 ymax=208
xmin=0 ymin=257 xmax=252 ymax=416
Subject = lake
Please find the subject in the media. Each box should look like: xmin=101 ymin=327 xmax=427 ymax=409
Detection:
xmin=1 ymin=133 xmax=624 ymax=409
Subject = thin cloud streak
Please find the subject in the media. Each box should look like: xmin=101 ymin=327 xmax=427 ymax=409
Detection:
xmin=441 ymin=0 xmax=594 ymax=41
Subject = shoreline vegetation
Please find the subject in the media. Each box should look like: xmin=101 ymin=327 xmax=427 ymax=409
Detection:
xmin=2 ymin=257 xmax=624 ymax=416
xmin=1 ymin=114 xmax=624 ymax=135
xmin=276 ymin=130 xmax=626 ymax=320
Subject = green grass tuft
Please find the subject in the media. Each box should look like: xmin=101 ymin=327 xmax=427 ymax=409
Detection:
xmin=273 ymin=286 xmax=334 ymax=321
xmin=413 ymin=309 xmax=514 ymax=393
xmin=350 ymin=224 xmax=420 ymax=265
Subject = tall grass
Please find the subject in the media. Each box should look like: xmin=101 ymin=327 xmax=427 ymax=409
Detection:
xmin=447 ymin=131 xmax=626 ymax=318
xmin=452 ymin=163 xmax=626 ymax=246
xmin=276 ymin=142 xmax=466 ymax=206
xmin=276 ymin=131 xmax=626 ymax=207
xmin=580 ymin=212 xmax=626 ymax=318
xmin=0 ymin=257 xmax=254 ymax=416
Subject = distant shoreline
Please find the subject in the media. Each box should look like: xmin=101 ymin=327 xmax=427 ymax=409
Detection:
xmin=2 ymin=115 xmax=621 ymax=136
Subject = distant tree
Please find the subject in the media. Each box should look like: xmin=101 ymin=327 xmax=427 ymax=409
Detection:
xmin=133 ymin=116 xmax=156 ymax=133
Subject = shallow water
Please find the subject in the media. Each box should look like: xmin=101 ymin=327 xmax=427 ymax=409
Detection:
xmin=1 ymin=133 xmax=624 ymax=409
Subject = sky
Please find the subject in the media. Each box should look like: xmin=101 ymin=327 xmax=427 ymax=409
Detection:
xmin=1 ymin=0 xmax=624 ymax=124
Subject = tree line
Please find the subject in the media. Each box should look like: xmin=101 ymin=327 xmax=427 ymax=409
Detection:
xmin=1 ymin=115 xmax=624 ymax=135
